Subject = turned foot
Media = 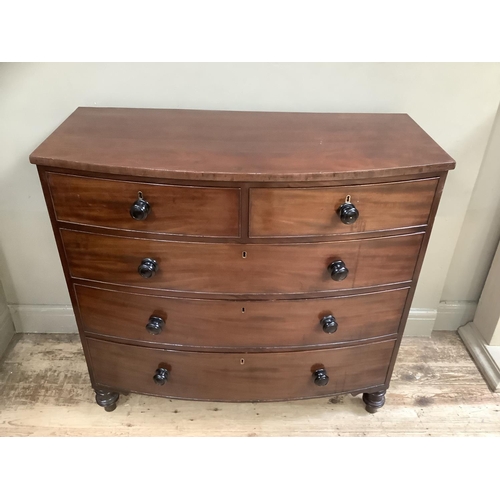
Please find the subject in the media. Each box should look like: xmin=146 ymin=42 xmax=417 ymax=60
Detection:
xmin=95 ymin=389 xmax=119 ymax=412
xmin=362 ymin=390 xmax=386 ymax=413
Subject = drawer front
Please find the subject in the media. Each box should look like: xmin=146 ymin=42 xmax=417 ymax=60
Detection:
xmin=63 ymin=230 xmax=423 ymax=294
xmin=48 ymin=173 xmax=240 ymax=237
xmin=87 ymin=338 xmax=395 ymax=401
xmin=77 ymin=285 xmax=408 ymax=347
xmin=75 ymin=285 xmax=408 ymax=348
xmin=249 ymin=178 xmax=438 ymax=237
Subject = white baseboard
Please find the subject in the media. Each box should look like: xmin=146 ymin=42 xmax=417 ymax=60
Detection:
xmin=7 ymin=301 xmax=478 ymax=337
xmin=433 ymin=301 xmax=477 ymax=331
xmin=8 ymin=305 xmax=78 ymax=334
xmin=404 ymin=308 xmax=437 ymax=337
xmin=404 ymin=301 xmax=477 ymax=337
xmin=458 ymin=322 xmax=500 ymax=391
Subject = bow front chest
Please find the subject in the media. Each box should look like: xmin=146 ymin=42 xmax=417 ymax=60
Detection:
xmin=30 ymin=108 xmax=455 ymax=413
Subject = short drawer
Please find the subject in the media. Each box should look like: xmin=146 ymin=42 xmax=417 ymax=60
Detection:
xmin=77 ymin=285 xmax=408 ymax=348
xmin=87 ymin=337 xmax=395 ymax=401
xmin=62 ymin=230 xmax=423 ymax=294
xmin=47 ymin=173 xmax=240 ymax=237
xmin=249 ymin=178 xmax=438 ymax=237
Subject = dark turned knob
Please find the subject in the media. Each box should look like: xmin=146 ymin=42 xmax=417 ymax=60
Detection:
xmin=328 ymin=260 xmax=349 ymax=281
xmin=338 ymin=199 xmax=359 ymax=225
xmin=146 ymin=316 xmax=165 ymax=335
xmin=153 ymin=368 xmax=169 ymax=385
xmin=138 ymin=258 xmax=158 ymax=278
xmin=130 ymin=196 xmax=151 ymax=221
xmin=320 ymin=315 xmax=338 ymax=334
xmin=313 ymin=368 xmax=329 ymax=386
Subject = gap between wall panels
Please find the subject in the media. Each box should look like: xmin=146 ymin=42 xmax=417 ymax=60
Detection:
xmin=7 ymin=301 xmax=478 ymax=336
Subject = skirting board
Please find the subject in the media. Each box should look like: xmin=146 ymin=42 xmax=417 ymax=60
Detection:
xmin=9 ymin=305 xmax=78 ymax=334
xmin=403 ymin=301 xmax=477 ymax=337
xmin=403 ymin=308 xmax=437 ymax=337
xmin=458 ymin=322 xmax=500 ymax=392
xmin=9 ymin=300 xmax=478 ymax=337
xmin=433 ymin=301 xmax=477 ymax=331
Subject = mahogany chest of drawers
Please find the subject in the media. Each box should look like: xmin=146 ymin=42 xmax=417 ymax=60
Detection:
xmin=30 ymin=108 xmax=455 ymax=413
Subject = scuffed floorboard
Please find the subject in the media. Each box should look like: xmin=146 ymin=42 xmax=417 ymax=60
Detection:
xmin=0 ymin=331 xmax=499 ymax=436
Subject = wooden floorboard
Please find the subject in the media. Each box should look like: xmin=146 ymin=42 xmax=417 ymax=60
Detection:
xmin=0 ymin=331 xmax=499 ymax=436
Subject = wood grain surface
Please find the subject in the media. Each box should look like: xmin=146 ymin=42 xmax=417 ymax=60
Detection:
xmin=1 ymin=332 xmax=497 ymax=436
xmin=61 ymin=229 xmax=423 ymax=294
xmin=30 ymin=110 xmax=454 ymax=414
xmin=30 ymin=108 xmax=455 ymax=182
xmin=86 ymin=337 xmax=395 ymax=401
xmin=249 ymin=178 xmax=438 ymax=237
xmin=48 ymin=172 xmax=241 ymax=237
xmin=76 ymin=284 xmax=408 ymax=348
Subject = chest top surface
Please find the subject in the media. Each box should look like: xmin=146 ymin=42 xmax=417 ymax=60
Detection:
xmin=29 ymin=107 xmax=455 ymax=182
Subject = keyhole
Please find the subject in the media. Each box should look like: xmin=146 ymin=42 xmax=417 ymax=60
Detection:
xmin=241 ymin=307 xmax=245 ymax=313
xmin=138 ymin=191 xmax=144 ymax=199
xmin=242 ymin=251 xmax=247 ymax=258
xmin=240 ymin=358 xmax=245 ymax=365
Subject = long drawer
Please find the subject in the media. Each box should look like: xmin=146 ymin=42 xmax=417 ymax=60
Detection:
xmin=87 ymin=337 xmax=395 ymax=401
xmin=48 ymin=173 xmax=241 ymax=237
xmin=249 ymin=178 xmax=438 ymax=237
xmin=76 ymin=285 xmax=408 ymax=348
xmin=62 ymin=230 xmax=423 ymax=294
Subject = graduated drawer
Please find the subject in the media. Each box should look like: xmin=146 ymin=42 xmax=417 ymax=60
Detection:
xmin=87 ymin=337 xmax=395 ymax=401
xmin=76 ymin=285 xmax=408 ymax=348
xmin=47 ymin=173 xmax=240 ymax=237
xmin=249 ymin=178 xmax=438 ymax=237
xmin=62 ymin=230 xmax=423 ymax=294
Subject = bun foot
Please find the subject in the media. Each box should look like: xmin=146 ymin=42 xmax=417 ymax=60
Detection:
xmin=95 ymin=389 xmax=119 ymax=412
xmin=362 ymin=390 xmax=386 ymax=413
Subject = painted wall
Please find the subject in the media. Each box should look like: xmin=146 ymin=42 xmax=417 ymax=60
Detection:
xmin=441 ymin=104 xmax=500 ymax=303
xmin=1 ymin=63 xmax=500 ymax=335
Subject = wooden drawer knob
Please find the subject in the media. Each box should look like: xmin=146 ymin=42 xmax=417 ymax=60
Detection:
xmin=328 ymin=260 xmax=349 ymax=281
xmin=338 ymin=196 xmax=359 ymax=225
xmin=153 ymin=367 xmax=169 ymax=385
xmin=320 ymin=315 xmax=338 ymax=334
xmin=138 ymin=258 xmax=158 ymax=278
xmin=313 ymin=368 xmax=329 ymax=386
xmin=130 ymin=193 xmax=151 ymax=221
xmin=146 ymin=316 xmax=165 ymax=335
